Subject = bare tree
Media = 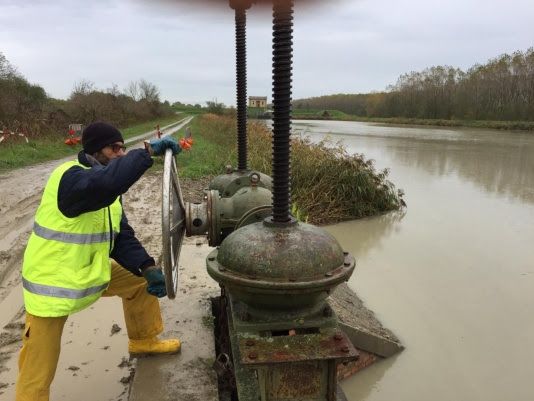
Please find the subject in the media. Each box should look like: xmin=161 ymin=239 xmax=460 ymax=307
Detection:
xmin=138 ymin=79 xmax=160 ymax=102
xmin=0 ymin=52 xmax=18 ymax=78
xmin=106 ymin=83 xmax=121 ymax=97
xmin=72 ymin=79 xmax=95 ymax=97
xmin=124 ymin=81 xmax=140 ymax=101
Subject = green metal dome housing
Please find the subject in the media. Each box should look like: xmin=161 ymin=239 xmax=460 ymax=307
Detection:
xmin=209 ymin=168 xmax=272 ymax=198
xmin=206 ymin=218 xmax=355 ymax=310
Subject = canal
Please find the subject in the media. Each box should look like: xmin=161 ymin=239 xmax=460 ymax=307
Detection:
xmin=290 ymin=120 xmax=534 ymax=401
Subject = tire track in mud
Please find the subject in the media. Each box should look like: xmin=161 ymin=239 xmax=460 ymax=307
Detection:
xmin=0 ymin=159 xmax=63 ymax=398
xmin=0 ymin=160 xmax=65 ymax=328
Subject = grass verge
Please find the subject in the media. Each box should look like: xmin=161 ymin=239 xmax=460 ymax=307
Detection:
xmin=151 ymin=116 xmax=228 ymax=178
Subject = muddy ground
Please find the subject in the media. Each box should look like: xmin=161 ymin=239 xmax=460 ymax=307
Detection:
xmin=0 ymin=143 xmax=399 ymax=400
xmin=0 ymin=163 xmax=211 ymax=400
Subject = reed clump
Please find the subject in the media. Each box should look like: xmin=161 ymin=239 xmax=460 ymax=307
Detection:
xmin=194 ymin=114 xmax=405 ymax=225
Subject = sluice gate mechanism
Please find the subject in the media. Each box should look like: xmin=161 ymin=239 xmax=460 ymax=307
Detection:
xmin=160 ymin=1 xmax=403 ymax=400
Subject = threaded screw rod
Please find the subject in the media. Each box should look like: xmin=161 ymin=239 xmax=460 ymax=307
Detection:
xmin=271 ymin=0 xmax=294 ymax=223
xmin=235 ymin=7 xmax=248 ymax=170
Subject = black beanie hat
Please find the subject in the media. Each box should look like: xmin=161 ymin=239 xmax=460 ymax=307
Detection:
xmin=82 ymin=122 xmax=124 ymax=154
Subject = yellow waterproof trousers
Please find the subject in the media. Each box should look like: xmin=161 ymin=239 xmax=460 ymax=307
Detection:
xmin=15 ymin=260 xmax=163 ymax=401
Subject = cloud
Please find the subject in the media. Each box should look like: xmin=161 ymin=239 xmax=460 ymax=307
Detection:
xmin=1 ymin=0 xmax=532 ymax=104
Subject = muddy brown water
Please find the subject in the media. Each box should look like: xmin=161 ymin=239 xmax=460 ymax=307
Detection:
xmin=291 ymin=120 xmax=534 ymax=401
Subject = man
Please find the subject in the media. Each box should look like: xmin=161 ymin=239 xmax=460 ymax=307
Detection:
xmin=16 ymin=122 xmax=186 ymax=401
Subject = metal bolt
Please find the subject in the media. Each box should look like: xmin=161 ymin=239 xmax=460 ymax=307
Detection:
xmin=334 ymin=333 xmax=343 ymax=341
xmin=248 ymin=352 xmax=258 ymax=360
xmin=344 ymin=262 xmax=350 ymax=267
xmin=250 ymin=173 xmax=260 ymax=185
xmin=325 ymin=272 xmax=333 ymax=277
xmin=245 ymin=339 xmax=255 ymax=346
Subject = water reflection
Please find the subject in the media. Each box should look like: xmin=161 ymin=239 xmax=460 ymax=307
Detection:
xmin=340 ymin=354 xmax=401 ymax=400
xmin=377 ymin=135 xmax=534 ymax=203
xmin=292 ymin=120 xmax=534 ymax=204
xmin=326 ymin=211 xmax=406 ymax=260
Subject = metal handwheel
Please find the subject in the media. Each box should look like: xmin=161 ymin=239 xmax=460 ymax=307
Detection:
xmin=162 ymin=148 xmax=186 ymax=299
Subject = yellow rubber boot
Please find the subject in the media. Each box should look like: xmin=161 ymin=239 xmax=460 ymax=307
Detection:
xmin=128 ymin=337 xmax=181 ymax=356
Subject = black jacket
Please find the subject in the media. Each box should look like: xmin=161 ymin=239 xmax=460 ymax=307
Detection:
xmin=57 ymin=149 xmax=155 ymax=276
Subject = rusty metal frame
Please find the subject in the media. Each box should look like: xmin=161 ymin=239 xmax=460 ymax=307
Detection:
xmin=238 ymin=329 xmax=358 ymax=366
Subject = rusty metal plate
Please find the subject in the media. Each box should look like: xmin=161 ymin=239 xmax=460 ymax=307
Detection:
xmin=238 ymin=329 xmax=358 ymax=365
xmin=267 ymin=361 xmax=325 ymax=399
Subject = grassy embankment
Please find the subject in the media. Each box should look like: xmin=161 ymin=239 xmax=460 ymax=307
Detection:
xmin=0 ymin=115 xmax=186 ymax=172
xmin=168 ymin=114 xmax=404 ymax=224
xmin=292 ymin=109 xmax=534 ymax=131
xmin=173 ymin=106 xmax=205 ymax=115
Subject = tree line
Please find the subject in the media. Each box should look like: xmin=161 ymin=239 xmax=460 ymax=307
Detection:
xmin=0 ymin=52 xmax=173 ymax=136
xmin=293 ymin=48 xmax=534 ymax=121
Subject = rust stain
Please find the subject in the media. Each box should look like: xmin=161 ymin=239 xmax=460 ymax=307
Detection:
xmin=272 ymin=350 xmax=292 ymax=361
xmin=269 ymin=362 xmax=322 ymax=398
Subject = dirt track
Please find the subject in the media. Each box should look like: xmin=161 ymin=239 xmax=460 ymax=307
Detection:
xmin=0 ymin=120 xmax=198 ymax=400
xmin=0 ymin=155 xmax=209 ymax=400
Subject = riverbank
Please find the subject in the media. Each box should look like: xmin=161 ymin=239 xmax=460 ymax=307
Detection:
xmin=291 ymin=110 xmax=534 ymax=131
xmin=178 ymin=115 xmax=404 ymax=224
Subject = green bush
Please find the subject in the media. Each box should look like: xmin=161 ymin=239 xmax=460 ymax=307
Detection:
xmin=187 ymin=115 xmax=404 ymax=224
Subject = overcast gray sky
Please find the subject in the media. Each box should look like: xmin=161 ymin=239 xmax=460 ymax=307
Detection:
xmin=1 ymin=0 xmax=533 ymax=105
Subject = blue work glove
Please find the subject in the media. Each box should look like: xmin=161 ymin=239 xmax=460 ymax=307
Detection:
xmin=149 ymin=137 xmax=181 ymax=156
xmin=143 ymin=267 xmax=167 ymax=298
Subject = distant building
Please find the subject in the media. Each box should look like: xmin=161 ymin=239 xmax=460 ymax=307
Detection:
xmin=249 ymin=96 xmax=267 ymax=108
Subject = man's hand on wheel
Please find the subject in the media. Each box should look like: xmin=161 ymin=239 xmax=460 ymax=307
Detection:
xmin=148 ymin=137 xmax=181 ymax=156
xmin=143 ymin=266 xmax=167 ymax=298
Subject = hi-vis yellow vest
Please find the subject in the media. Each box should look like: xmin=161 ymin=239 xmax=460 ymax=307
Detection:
xmin=22 ymin=160 xmax=122 ymax=317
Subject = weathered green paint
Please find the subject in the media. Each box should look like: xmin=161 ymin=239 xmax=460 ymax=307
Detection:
xmin=217 ymin=221 xmax=347 ymax=279
xmin=209 ymin=169 xmax=272 ymax=198
xmin=218 ymin=186 xmax=272 ymax=229
xmin=206 ymin=221 xmax=354 ymax=310
xmin=229 ymin=297 xmax=338 ymax=331
xmin=227 ymin=304 xmax=264 ymax=400
xmin=227 ymin=295 xmax=354 ymax=401
xmin=205 ymin=169 xmax=357 ymax=401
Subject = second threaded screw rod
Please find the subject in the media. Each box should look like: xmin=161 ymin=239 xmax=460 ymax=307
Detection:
xmin=231 ymin=0 xmax=251 ymax=171
xmin=271 ymin=0 xmax=294 ymax=223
